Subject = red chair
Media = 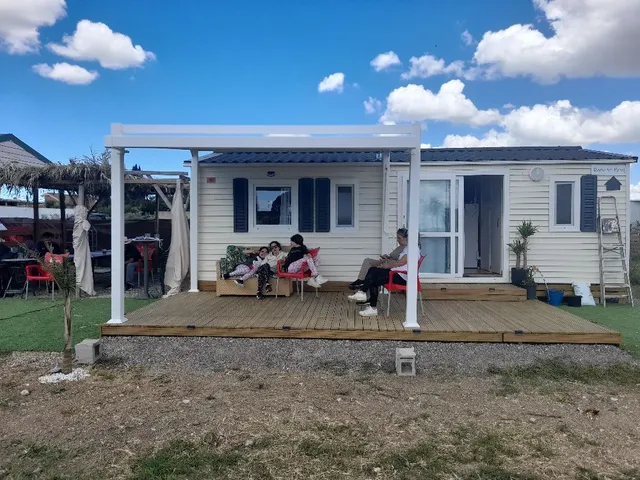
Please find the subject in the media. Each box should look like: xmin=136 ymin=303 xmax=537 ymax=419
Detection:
xmin=275 ymin=247 xmax=320 ymax=301
xmin=25 ymin=265 xmax=55 ymax=299
xmin=135 ymin=244 xmax=156 ymax=286
xmin=384 ymin=254 xmax=426 ymax=317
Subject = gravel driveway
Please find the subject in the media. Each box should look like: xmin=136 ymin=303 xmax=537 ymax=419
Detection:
xmin=101 ymin=337 xmax=636 ymax=376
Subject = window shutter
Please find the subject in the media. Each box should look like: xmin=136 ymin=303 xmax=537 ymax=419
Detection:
xmin=232 ymin=178 xmax=249 ymax=233
xmin=315 ymin=178 xmax=331 ymax=233
xmin=580 ymin=174 xmax=597 ymax=232
xmin=298 ymin=178 xmax=315 ymax=232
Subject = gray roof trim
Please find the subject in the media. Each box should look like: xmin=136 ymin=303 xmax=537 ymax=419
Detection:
xmin=195 ymin=146 xmax=637 ymax=165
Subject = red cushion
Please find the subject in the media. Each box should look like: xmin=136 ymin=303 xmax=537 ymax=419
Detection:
xmin=308 ymin=247 xmax=320 ymax=258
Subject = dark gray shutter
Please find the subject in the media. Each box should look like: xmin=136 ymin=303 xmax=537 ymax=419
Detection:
xmin=315 ymin=178 xmax=331 ymax=233
xmin=298 ymin=178 xmax=315 ymax=232
xmin=580 ymin=174 xmax=597 ymax=232
xmin=232 ymin=178 xmax=249 ymax=233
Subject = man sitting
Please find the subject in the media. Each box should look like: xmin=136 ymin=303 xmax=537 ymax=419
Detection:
xmin=36 ymin=232 xmax=63 ymax=257
xmin=125 ymin=241 xmax=142 ymax=290
xmin=349 ymin=228 xmax=409 ymax=290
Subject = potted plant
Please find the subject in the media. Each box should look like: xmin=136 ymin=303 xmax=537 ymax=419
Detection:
xmin=509 ymin=220 xmax=538 ymax=286
xmin=517 ymin=220 xmax=538 ymax=269
xmin=508 ymin=239 xmax=526 ymax=286
xmin=522 ymin=266 xmax=538 ymax=300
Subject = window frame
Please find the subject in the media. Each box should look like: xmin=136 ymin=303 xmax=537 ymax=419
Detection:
xmin=248 ymin=179 xmax=298 ymax=233
xmin=548 ymin=175 xmax=581 ymax=232
xmin=332 ymin=179 xmax=359 ymax=232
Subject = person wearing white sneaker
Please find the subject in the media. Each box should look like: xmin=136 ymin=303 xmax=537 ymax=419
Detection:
xmin=348 ymin=235 xmax=409 ymax=317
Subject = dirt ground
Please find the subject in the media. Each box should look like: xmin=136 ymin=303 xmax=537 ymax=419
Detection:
xmin=1 ymin=353 xmax=639 ymax=480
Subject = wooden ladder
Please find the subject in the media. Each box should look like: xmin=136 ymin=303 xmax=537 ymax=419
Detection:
xmin=598 ymin=195 xmax=634 ymax=307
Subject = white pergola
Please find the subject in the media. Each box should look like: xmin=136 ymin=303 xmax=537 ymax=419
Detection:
xmin=104 ymin=123 xmax=423 ymax=328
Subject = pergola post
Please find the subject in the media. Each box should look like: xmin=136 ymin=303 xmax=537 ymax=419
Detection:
xmin=404 ymin=124 xmax=422 ymax=329
xmin=59 ymin=189 xmax=66 ymax=251
xmin=108 ymin=148 xmax=127 ymax=324
xmin=189 ymin=149 xmax=199 ymax=292
xmin=32 ymin=186 xmax=39 ymax=241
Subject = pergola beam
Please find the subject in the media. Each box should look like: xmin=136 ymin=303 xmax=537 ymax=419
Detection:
xmin=126 ymin=170 xmax=189 ymax=176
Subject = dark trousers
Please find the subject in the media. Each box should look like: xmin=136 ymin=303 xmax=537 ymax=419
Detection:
xmin=256 ymin=264 xmax=273 ymax=294
xmin=361 ymin=267 xmax=406 ymax=307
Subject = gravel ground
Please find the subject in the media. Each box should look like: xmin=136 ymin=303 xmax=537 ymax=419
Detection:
xmin=100 ymin=337 xmax=637 ymax=376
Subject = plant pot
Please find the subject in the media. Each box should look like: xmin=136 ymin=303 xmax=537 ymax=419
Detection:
xmin=511 ymin=268 xmax=526 ymax=286
xmin=525 ymin=284 xmax=537 ymax=300
xmin=565 ymin=295 xmax=582 ymax=307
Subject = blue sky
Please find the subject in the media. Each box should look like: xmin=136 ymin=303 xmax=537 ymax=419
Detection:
xmin=1 ymin=0 xmax=639 ymax=192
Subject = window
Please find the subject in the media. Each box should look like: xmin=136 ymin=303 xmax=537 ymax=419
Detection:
xmin=549 ymin=176 xmax=580 ymax=232
xmin=332 ymin=181 xmax=358 ymax=230
xmin=336 ymin=185 xmax=354 ymax=227
xmin=249 ymin=182 xmax=296 ymax=232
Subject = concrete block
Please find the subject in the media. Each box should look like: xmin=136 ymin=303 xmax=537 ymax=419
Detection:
xmin=75 ymin=338 xmax=102 ymax=364
xmin=395 ymin=347 xmax=416 ymax=376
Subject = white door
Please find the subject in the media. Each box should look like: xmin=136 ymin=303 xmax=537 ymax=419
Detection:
xmin=404 ymin=175 xmax=464 ymax=278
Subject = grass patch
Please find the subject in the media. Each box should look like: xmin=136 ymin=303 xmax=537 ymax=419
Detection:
xmin=490 ymin=360 xmax=640 ymax=395
xmin=560 ymin=287 xmax=640 ymax=358
xmin=0 ymin=441 xmax=70 ymax=478
xmin=0 ymin=298 xmax=153 ymax=352
xmin=130 ymin=439 xmax=243 ymax=480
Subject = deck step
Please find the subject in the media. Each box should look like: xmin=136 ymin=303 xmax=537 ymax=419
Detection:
xmin=422 ymin=284 xmax=525 ymax=302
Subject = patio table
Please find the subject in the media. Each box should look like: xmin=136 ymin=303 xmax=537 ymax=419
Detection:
xmin=131 ymin=239 xmax=159 ymax=300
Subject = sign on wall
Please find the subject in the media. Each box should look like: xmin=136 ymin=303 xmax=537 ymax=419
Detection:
xmin=591 ymin=165 xmax=626 ymax=176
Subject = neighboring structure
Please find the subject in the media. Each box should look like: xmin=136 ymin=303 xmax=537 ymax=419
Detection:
xmin=630 ymin=200 xmax=640 ymax=225
xmin=191 ymin=147 xmax=637 ymax=287
xmin=0 ymin=134 xmax=52 ymax=167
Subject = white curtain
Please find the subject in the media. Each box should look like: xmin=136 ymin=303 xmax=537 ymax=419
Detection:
xmin=163 ymin=185 xmax=190 ymax=297
xmin=72 ymin=205 xmax=95 ymax=296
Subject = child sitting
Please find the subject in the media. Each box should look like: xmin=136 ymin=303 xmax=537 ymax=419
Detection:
xmin=222 ymin=246 xmax=269 ymax=286
xmin=282 ymin=234 xmax=327 ymax=288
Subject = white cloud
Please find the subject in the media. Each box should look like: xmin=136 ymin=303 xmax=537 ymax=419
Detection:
xmin=461 ymin=30 xmax=474 ymax=46
xmin=502 ymin=103 xmax=515 ymax=110
xmin=318 ymin=72 xmax=345 ymax=93
xmin=401 ymin=54 xmax=477 ymax=80
xmin=370 ymin=51 xmax=401 ymax=72
xmin=32 ymin=62 xmax=99 ymax=85
xmin=443 ymin=99 xmax=640 ymax=147
xmin=48 ymin=19 xmax=155 ymax=69
xmin=631 ymin=183 xmax=640 ymax=200
xmin=364 ymin=97 xmax=382 ymax=114
xmin=473 ymin=0 xmax=640 ymax=83
xmin=421 ymin=143 xmax=432 ymax=149
xmin=0 ymin=0 xmax=66 ymax=54
xmin=380 ymin=80 xmax=501 ymax=127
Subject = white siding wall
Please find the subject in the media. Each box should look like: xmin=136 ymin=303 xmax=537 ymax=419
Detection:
xmin=389 ymin=162 xmax=630 ymax=284
xmin=198 ymin=164 xmax=383 ymax=282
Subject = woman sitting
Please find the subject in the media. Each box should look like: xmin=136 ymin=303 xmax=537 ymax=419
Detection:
xmin=347 ymin=229 xmax=409 ymax=317
xmin=283 ymin=234 xmax=327 ymax=288
xmin=255 ymin=241 xmax=287 ymax=298
xmin=349 ymin=228 xmax=409 ymax=290
xmin=222 ymin=247 xmax=269 ymax=286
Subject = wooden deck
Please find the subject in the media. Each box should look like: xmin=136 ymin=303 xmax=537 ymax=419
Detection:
xmin=100 ymin=292 xmax=620 ymax=345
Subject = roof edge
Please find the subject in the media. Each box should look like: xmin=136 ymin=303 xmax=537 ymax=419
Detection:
xmin=0 ymin=133 xmax=53 ymax=164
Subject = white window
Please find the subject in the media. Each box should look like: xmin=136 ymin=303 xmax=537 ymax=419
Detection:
xmin=332 ymin=181 xmax=358 ymax=230
xmin=249 ymin=181 xmax=297 ymax=232
xmin=549 ymin=176 xmax=580 ymax=232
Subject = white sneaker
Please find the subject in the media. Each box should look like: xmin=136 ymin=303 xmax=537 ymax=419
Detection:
xmin=348 ymin=291 xmax=367 ymax=302
xmin=307 ymin=277 xmax=319 ymax=288
xmin=314 ymin=275 xmax=328 ymax=286
xmin=358 ymin=305 xmax=378 ymax=317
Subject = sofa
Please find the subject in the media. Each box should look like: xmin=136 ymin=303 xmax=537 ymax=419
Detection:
xmin=215 ymin=245 xmax=292 ymax=297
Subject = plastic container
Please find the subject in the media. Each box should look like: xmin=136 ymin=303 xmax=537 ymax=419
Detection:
xmin=547 ymin=289 xmax=564 ymax=306
xmin=565 ymin=295 xmax=582 ymax=307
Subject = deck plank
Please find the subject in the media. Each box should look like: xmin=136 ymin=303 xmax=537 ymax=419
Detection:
xmin=111 ymin=292 xmax=620 ymax=345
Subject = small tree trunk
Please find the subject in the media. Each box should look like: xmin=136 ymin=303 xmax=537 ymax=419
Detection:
xmin=515 ymin=253 xmax=521 ymax=269
xmin=522 ymin=240 xmax=528 ymax=268
xmin=62 ymin=294 xmax=73 ymax=374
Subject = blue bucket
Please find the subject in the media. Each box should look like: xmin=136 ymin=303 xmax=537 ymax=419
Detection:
xmin=547 ymin=289 xmax=564 ymax=306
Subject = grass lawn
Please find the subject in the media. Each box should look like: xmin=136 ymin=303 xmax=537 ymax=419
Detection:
xmin=0 ymin=298 xmax=154 ymax=352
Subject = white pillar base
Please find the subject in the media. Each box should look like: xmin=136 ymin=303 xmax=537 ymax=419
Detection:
xmin=107 ymin=317 xmax=128 ymax=324
xmin=188 ymin=288 xmax=200 ymax=293
xmin=403 ymin=321 xmax=420 ymax=329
